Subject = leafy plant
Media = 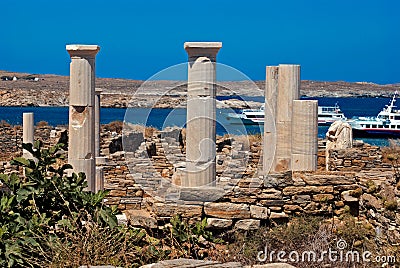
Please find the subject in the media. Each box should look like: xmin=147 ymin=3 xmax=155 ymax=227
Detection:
xmin=0 ymin=141 xmax=118 ymax=267
xmin=167 ymin=215 xmax=223 ymax=259
xmin=21 ymin=219 xmax=168 ymax=268
xmin=384 ymin=200 xmax=398 ymax=211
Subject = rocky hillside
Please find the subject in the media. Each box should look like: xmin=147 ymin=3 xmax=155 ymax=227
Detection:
xmin=0 ymin=70 xmax=398 ymax=108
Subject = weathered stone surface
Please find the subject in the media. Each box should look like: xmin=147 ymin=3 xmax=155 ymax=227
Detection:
xmin=108 ymin=189 xmax=126 ymax=197
xmin=125 ymin=209 xmax=157 ymax=229
xmin=206 ymin=218 xmax=233 ymax=229
xmin=259 ymin=200 xmax=285 ymax=207
xmin=362 ymin=193 xmax=382 ymax=209
xmin=299 ymin=173 xmax=356 ymax=185
xmin=250 ymin=205 xmax=270 ymax=219
xmin=312 ymin=194 xmax=334 ymax=202
xmin=291 ymin=195 xmax=311 ymax=204
xmin=204 ymin=202 xmax=250 ymax=219
xmin=238 ymin=178 xmax=263 ymax=188
xmin=342 ymin=190 xmax=358 ymax=202
xmin=263 ymin=172 xmax=293 ymax=188
xmin=179 ymin=186 xmax=225 ymax=202
xmin=284 ymin=204 xmax=303 ymax=212
xmin=235 ymin=219 xmax=260 ymax=230
xmin=116 ymin=213 xmax=127 ymax=225
xmin=283 ymin=186 xmax=333 ymax=196
xmin=326 ymin=121 xmax=352 ymax=149
xmin=259 ymin=188 xmax=282 ymax=199
xmin=153 ymin=203 xmax=202 ymax=218
xmin=269 ymin=211 xmax=288 ymax=220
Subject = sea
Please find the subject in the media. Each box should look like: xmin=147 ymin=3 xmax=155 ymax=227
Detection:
xmin=0 ymin=97 xmax=395 ymax=147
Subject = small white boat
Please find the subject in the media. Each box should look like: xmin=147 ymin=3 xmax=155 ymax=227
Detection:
xmin=227 ymin=103 xmax=346 ymax=126
xmin=349 ymin=92 xmax=400 ymax=137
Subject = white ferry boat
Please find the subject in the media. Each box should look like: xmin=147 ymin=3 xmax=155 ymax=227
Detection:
xmin=318 ymin=103 xmax=347 ymax=126
xmin=349 ymin=92 xmax=400 ymax=137
xmin=227 ymin=104 xmax=265 ymax=125
xmin=227 ymin=103 xmax=346 ymax=126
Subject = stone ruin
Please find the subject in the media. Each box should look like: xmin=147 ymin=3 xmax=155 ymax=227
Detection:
xmin=325 ymin=120 xmax=353 ymax=170
xmin=264 ymin=65 xmax=318 ymax=173
xmin=4 ymin=43 xmax=397 ymax=244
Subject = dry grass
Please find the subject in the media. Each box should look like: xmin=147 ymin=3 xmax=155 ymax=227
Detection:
xmin=217 ymin=215 xmax=399 ymax=267
xmin=22 ymin=220 xmax=167 ymax=268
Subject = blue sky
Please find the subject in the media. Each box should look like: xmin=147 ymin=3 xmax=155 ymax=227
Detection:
xmin=0 ymin=0 xmax=398 ymax=84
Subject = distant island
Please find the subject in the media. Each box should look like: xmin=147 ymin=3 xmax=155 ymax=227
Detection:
xmin=0 ymin=70 xmax=399 ymax=108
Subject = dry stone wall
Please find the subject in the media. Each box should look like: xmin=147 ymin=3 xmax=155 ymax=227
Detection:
xmin=96 ymin=128 xmax=400 ymax=244
xmin=0 ymin=124 xmax=66 ymax=161
xmin=0 ymin=124 xmax=399 ymax=242
xmin=327 ymin=142 xmax=394 ymax=180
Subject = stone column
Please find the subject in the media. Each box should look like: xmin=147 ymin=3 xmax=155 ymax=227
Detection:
xmin=292 ymin=100 xmax=318 ymax=171
xmin=22 ymin=112 xmax=34 ymax=159
xmin=95 ymin=166 xmax=104 ymax=192
xmin=263 ymin=66 xmax=279 ymax=174
xmin=66 ymin=44 xmax=100 ymax=192
xmin=94 ymin=88 xmax=102 ymax=157
xmin=94 ymin=88 xmax=104 ymax=192
xmin=183 ymin=42 xmax=222 ymax=187
xmin=274 ymin=64 xmax=300 ymax=172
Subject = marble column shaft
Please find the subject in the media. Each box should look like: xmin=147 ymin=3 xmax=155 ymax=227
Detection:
xmin=22 ymin=112 xmax=34 ymax=159
xmin=291 ymin=100 xmax=318 ymax=171
xmin=274 ymin=64 xmax=300 ymax=172
xmin=66 ymin=44 xmax=100 ymax=192
xmin=95 ymin=88 xmax=102 ymax=158
xmin=263 ymin=66 xmax=279 ymax=174
xmin=183 ymin=42 xmax=222 ymax=187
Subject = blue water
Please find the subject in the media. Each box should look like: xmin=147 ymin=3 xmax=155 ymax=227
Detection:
xmin=0 ymin=97 xmax=396 ymax=146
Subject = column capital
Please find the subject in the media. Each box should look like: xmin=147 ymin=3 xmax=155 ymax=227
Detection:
xmin=66 ymin=44 xmax=100 ymax=58
xmin=184 ymin=42 xmax=222 ymax=59
xmin=95 ymin=88 xmax=103 ymax=94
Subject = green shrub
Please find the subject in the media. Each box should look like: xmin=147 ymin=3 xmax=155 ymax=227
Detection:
xmin=366 ymin=179 xmax=377 ymax=194
xmin=0 ymin=141 xmax=118 ymax=267
xmin=350 ymin=187 xmax=363 ymax=198
xmin=167 ymin=215 xmax=223 ymax=259
xmin=384 ymin=200 xmax=398 ymax=211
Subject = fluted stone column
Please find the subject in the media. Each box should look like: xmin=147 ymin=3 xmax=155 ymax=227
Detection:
xmin=292 ymin=100 xmax=318 ymax=171
xmin=66 ymin=44 xmax=100 ymax=192
xmin=94 ymin=88 xmax=104 ymax=192
xmin=274 ymin=64 xmax=300 ymax=172
xmin=263 ymin=66 xmax=279 ymax=174
xmin=183 ymin=42 xmax=222 ymax=187
xmin=94 ymin=88 xmax=102 ymax=157
xmin=22 ymin=112 xmax=34 ymax=159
